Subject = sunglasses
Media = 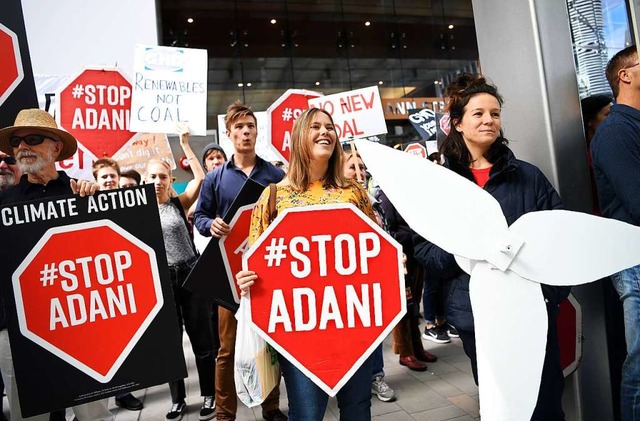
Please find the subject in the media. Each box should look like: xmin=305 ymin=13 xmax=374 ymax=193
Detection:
xmin=0 ymin=156 xmax=16 ymax=165
xmin=9 ymin=134 xmax=50 ymax=148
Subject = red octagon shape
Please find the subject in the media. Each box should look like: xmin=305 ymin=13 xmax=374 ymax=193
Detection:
xmin=557 ymin=293 xmax=582 ymax=377
xmin=220 ymin=204 xmax=255 ymax=304
xmin=404 ymin=142 xmax=427 ymax=159
xmin=0 ymin=23 xmax=24 ymax=107
xmin=266 ymin=89 xmax=323 ymax=165
xmin=57 ymin=68 xmax=136 ymax=159
xmin=12 ymin=220 xmax=162 ymax=383
xmin=244 ymin=203 xmax=405 ymax=396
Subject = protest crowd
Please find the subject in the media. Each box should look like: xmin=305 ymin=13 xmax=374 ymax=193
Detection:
xmin=0 ymin=27 xmax=639 ymax=421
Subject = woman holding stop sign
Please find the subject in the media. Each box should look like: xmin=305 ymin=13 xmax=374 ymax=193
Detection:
xmin=237 ymin=108 xmax=377 ymax=420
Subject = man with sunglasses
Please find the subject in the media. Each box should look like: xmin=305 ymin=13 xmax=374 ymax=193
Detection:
xmin=0 ymin=109 xmax=111 ymax=421
xmin=592 ymin=45 xmax=640 ymax=421
xmin=0 ymin=152 xmax=20 ymax=191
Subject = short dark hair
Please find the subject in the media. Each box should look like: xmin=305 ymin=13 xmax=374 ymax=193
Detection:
xmin=440 ymin=74 xmax=507 ymax=166
xmin=120 ymin=169 xmax=141 ymax=185
xmin=581 ymin=94 xmax=613 ymax=129
xmin=606 ymin=45 xmax=637 ymax=98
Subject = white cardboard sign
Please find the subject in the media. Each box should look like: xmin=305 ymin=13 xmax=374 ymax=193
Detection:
xmin=130 ymin=45 xmax=208 ymax=135
xmin=308 ymin=86 xmax=387 ymax=141
xmin=217 ymin=112 xmax=280 ymax=163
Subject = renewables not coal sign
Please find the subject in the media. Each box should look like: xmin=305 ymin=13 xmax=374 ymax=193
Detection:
xmin=130 ymin=44 xmax=208 ymax=135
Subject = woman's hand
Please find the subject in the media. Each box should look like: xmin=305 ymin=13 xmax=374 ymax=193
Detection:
xmin=236 ymin=270 xmax=258 ymax=296
xmin=176 ymin=123 xmax=190 ymax=146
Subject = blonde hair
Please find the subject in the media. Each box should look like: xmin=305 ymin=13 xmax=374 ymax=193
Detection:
xmin=287 ymin=108 xmax=350 ymax=192
xmin=145 ymin=158 xmax=172 ymax=179
xmin=92 ymin=158 xmax=120 ymax=179
xmin=224 ymin=100 xmax=257 ymax=131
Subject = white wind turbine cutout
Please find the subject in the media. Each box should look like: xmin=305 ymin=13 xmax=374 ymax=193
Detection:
xmin=355 ymin=139 xmax=640 ymax=421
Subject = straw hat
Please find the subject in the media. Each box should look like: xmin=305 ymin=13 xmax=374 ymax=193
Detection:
xmin=0 ymin=109 xmax=78 ymax=161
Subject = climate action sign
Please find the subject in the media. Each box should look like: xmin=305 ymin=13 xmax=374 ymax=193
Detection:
xmin=0 ymin=185 xmax=186 ymax=417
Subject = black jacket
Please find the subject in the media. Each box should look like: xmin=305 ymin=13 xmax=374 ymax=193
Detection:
xmin=412 ymin=145 xmax=570 ymax=331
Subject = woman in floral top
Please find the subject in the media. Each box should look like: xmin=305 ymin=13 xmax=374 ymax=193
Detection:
xmin=237 ymin=108 xmax=376 ymax=420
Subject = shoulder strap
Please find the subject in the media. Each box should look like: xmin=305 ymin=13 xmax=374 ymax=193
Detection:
xmin=170 ymin=196 xmax=199 ymax=256
xmin=269 ymin=183 xmax=278 ymax=223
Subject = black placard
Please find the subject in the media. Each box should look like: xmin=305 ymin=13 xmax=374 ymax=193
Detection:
xmin=408 ymin=108 xmax=437 ymax=141
xmin=0 ymin=185 xmax=187 ymax=417
xmin=184 ymin=178 xmax=266 ymax=312
xmin=0 ymin=0 xmax=38 ymax=127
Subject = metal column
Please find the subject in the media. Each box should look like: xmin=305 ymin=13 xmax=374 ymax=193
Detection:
xmin=471 ymin=1 xmax=612 ymax=420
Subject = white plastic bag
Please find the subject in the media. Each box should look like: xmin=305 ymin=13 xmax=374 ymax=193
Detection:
xmin=234 ymin=296 xmax=280 ymax=407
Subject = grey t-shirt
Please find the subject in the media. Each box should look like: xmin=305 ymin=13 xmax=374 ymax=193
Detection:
xmin=158 ymin=199 xmax=196 ymax=266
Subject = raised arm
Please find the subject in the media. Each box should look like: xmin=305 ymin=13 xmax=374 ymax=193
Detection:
xmin=176 ymin=127 xmax=205 ymax=211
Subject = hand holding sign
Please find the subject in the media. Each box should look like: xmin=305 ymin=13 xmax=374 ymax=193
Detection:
xmin=175 ymin=122 xmax=189 ymax=136
xmin=243 ymin=203 xmax=405 ymax=396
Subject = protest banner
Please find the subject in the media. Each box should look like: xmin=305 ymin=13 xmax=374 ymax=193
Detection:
xmin=0 ymin=185 xmax=187 ymax=416
xmin=244 ymin=204 xmax=405 ymax=395
xmin=436 ymin=112 xmax=450 ymax=145
xmin=57 ymin=67 xmax=137 ymax=159
xmin=408 ymin=108 xmax=437 ymax=141
xmin=130 ymin=44 xmax=208 ymax=136
xmin=184 ymin=178 xmax=266 ymax=311
xmin=112 ymin=132 xmax=176 ymax=175
xmin=0 ymin=1 xmax=38 ymax=127
xmin=308 ymin=86 xmax=387 ymax=141
xmin=404 ymin=142 xmax=427 ymax=159
xmin=267 ymin=89 xmax=323 ymax=164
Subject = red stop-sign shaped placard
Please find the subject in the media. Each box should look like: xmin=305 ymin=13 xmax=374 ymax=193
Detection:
xmin=220 ymin=204 xmax=255 ymax=304
xmin=57 ymin=68 xmax=136 ymax=158
xmin=0 ymin=23 xmax=24 ymax=106
xmin=404 ymin=142 xmax=427 ymax=159
xmin=244 ymin=204 xmax=405 ymax=395
xmin=13 ymin=220 xmax=163 ymax=383
xmin=266 ymin=89 xmax=323 ymax=165
xmin=557 ymin=293 xmax=582 ymax=377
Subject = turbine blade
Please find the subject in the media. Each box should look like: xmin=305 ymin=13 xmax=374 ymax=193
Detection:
xmin=355 ymin=139 xmax=509 ymax=261
xmin=470 ymin=262 xmax=547 ymax=421
xmin=509 ymin=210 xmax=640 ymax=285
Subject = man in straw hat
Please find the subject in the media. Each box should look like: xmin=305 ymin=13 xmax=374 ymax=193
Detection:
xmin=0 ymin=109 xmax=112 ymax=420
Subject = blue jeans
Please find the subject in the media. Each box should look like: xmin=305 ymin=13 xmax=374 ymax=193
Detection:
xmin=371 ymin=345 xmax=384 ymax=379
xmin=611 ymin=263 xmax=640 ymax=421
xmin=279 ymin=353 xmax=373 ymax=420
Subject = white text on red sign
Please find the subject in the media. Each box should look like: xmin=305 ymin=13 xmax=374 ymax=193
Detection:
xmin=46 ymin=250 xmax=137 ymax=331
xmin=70 ymin=84 xmax=131 ymax=131
xmin=262 ymin=232 xmax=382 ymax=333
xmin=263 ymin=232 xmax=380 ymax=277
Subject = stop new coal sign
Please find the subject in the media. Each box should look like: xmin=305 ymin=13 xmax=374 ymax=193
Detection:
xmin=13 ymin=220 xmax=163 ymax=383
xmin=244 ymin=203 xmax=405 ymax=395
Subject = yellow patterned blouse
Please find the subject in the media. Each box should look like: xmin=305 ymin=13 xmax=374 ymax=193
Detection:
xmin=248 ymin=180 xmax=376 ymax=246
